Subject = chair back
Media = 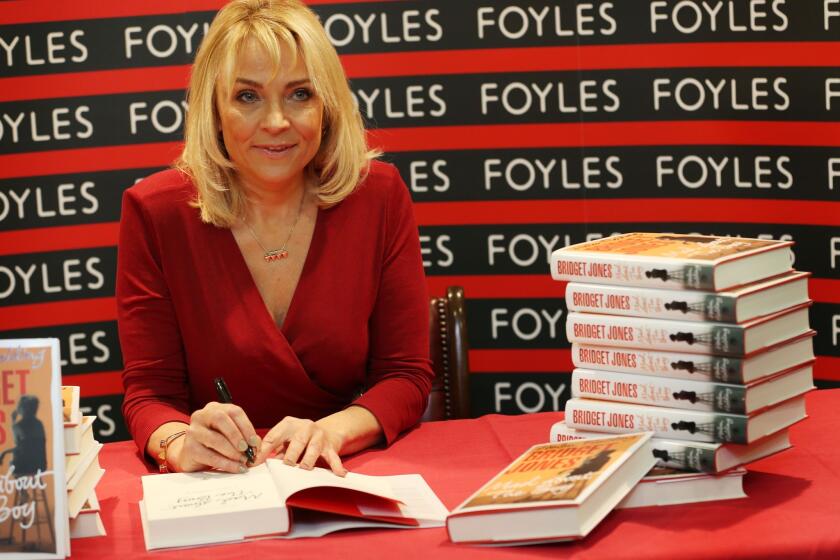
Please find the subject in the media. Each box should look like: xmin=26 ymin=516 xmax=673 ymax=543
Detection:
xmin=422 ymin=286 xmax=470 ymax=421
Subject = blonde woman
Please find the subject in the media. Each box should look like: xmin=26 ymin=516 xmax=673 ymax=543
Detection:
xmin=117 ymin=0 xmax=432 ymax=476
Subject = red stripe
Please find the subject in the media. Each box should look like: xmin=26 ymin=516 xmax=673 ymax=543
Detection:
xmin=0 ymin=224 xmax=119 ymax=257
xmin=341 ymin=42 xmax=840 ymax=78
xmin=814 ymin=357 xmax=840 ymax=382
xmin=4 ymin=41 xmax=839 ymax=103
xmin=809 ymin=279 xmax=840 ymax=304
xmin=470 ymin=349 xmax=572 ymax=373
xmin=1 ymin=297 xmax=116 ymax=331
xmin=0 ymin=142 xmax=181 ymax=179
xmin=427 ymin=275 xmax=565 ymax=299
xmin=5 ymin=197 xmax=838 ymax=256
xmin=3 ymin=121 xmax=838 ymax=180
xmin=0 ymin=66 xmax=192 ymax=102
xmin=369 ymin=122 xmax=840 ymax=152
xmin=414 ymin=199 xmax=840 ymax=226
xmin=61 ymin=371 xmax=123 ymax=398
xmin=0 ymin=0 xmax=383 ymax=25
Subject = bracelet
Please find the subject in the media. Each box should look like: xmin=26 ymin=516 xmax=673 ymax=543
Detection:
xmin=157 ymin=430 xmax=187 ymax=473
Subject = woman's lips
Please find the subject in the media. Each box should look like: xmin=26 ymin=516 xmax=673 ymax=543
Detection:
xmin=254 ymin=144 xmax=295 ymax=156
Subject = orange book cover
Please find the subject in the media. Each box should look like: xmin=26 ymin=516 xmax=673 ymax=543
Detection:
xmin=0 ymin=339 xmax=68 ymax=558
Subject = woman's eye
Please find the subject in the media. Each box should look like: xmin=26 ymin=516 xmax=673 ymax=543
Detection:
xmin=235 ymin=90 xmax=258 ymax=103
xmin=291 ymin=88 xmax=312 ymax=101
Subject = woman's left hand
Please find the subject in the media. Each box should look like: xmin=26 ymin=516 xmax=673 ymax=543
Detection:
xmin=257 ymin=416 xmax=347 ymax=476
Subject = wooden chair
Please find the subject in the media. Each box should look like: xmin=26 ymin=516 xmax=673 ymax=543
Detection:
xmin=422 ymin=286 xmax=471 ymax=421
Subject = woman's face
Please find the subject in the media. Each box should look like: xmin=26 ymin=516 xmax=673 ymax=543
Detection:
xmin=217 ymin=39 xmax=324 ymax=194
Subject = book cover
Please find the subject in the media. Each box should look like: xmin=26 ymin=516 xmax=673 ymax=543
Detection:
xmin=550 ymin=232 xmax=793 ymax=290
xmin=446 ymin=433 xmax=654 ymax=544
xmin=0 ymin=339 xmax=68 ymax=559
xmin=551 ymin=422 xmax=793 ymax=473
xmin=566 ymin=304 xmax=811 ymax=356
xmin=571 ymin=333 xmax=815 ymax=384
xmin=564 ymin=395 xmax=807 ymax=444
xmin=571 ymin=363 xmax=814 ymax=414
xmin=565 ymin=271 xmax=809 ymax=323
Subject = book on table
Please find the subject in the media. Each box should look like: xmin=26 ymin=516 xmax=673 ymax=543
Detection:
xmin=67 ymin=443 xmax=105 ymax=518
xmin=0 ymin=339 xmax=69 ymax=559
xmin=64 ymin=415 xmax=95 ymax=455
xmin=571 ymin=332 xmax=815 ymax=384
xmin=61 ymin=386 xmax=82 ymax=427
xmin=571 ymin=361 xmax=814 ymax=414
xmin=564 ymin=394 xmax=808 ymax=444
xmin=565 ymin=303 xmax=811 ymax=356
xmin=550 ymin=232 xmax=794 ymax=291
xmin=69 ymin=491 xmax=107 ymax=539
xmin=446 ymin=432 xmax=655 ymax=545
xmin=616 ymin=466 xmax=747 ymax=509
xmin=564 ymin=270 xmax=809 ymax=322
xmin=550 ymin=422 xmax=792 ymax=473
xmin=139 ymin=459 xmax=448 ymax=550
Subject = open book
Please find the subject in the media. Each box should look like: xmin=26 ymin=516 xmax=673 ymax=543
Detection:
xmin=139 ymin=459 xmax=448 ymax=550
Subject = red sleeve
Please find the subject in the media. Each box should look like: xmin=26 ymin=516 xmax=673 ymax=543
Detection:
xmin=353 ymin=164 xmax=434 ymax=444
xmin=116 ymin=187 xmax=191 ymax=456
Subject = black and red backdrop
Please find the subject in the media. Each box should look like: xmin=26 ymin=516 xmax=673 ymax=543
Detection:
xmin=1 ymin=0 xmax=838 ymax=442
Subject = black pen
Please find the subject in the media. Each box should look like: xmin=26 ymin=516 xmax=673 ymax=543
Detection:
xmin=213 ymin=377 xmax=256 ymax=464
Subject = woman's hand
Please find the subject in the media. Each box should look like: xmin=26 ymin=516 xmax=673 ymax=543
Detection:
xmin=257 ymin=416 xmax=347 ymax=476
xmin=168 ymin=402 xmax=261 ymax=473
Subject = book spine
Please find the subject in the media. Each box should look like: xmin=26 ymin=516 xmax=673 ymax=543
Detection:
xmin=572 ymin=369 xmax=748 ymax=414
xmin=551 ymin=251 xmax=716 ymax=290
xmin=565 ymin=282 xmax=738 ymax=322
xmin=550 ymin=423 xmax=720 ymax=473
xmin=571 ymin=344 xmax=747 ymax=383
xmin=566 ymin=312 xmax=746 ymax=356
xmin=564 ymin=398 xmax=749 ymax=443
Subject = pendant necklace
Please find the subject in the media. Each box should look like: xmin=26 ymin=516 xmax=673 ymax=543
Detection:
xmin=244 ymin=189 xmax=306 ymax=263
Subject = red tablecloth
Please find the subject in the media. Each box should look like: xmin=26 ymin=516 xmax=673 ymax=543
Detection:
xmin=72 ymin=389 xmax=840 ymax=559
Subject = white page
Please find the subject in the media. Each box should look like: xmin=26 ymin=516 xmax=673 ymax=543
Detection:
xmin=266 ymin=459 xmax=399 ymax=501
xmin=283 ymin=473 xmax=448 ymax=539
xmin=142 ymin=464 xmax=282 ymax=521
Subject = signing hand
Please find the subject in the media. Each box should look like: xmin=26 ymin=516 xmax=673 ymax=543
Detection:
xmin=168 ymin=402 xmax=261 ymax=473
xmin=257 ymin=416 xmax=347 ymax=476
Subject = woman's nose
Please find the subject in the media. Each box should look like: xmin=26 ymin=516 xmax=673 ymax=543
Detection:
xmin=262 ymin=102 xmax=290 ymax=132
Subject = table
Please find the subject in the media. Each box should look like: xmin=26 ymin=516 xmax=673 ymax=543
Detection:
xmin=73 ymin=389 xmax=840 ymax=559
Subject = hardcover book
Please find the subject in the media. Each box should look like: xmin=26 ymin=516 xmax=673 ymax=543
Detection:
xmin=565 ymin=271 xmax=809 ymax=323
xmin=565 ymin=304 xmax=811 ymax=356
xmin=67 ymin=444 xmax=104 ymax=518
xmin=571 ymin=362 xmax=814 ymax=414
xmin=571 ymin=333 xmax=815 ymax=384
xmin=564 ymin=394 xmax=807 ymax=444
xmin=61 ymin=386 xmax=81 ymax=427
xmin=69 ymin=491 xmax=106 ymax=539
xmin=64 ymin=415 xmax=95 ymax=455
xmin=140 ymin=460 xmax=448 ymax=550
xmin=446 ymin=433 xmax=655 ymax=544
xmin=551 ymin=423 xmax=793 ymax=473
xmin=616 ymin=467 xmax=747 ymax=509
xmin=550 ymin=232 xmax=793 ymax=291
xmin=0 ymin=339 xmax=69 ymax=559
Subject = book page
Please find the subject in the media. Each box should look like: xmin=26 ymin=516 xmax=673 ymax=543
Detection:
xmin=141 ymin=464 xmax=283 ymax=521
xmin=281 ymin=473 xmax=448 ymax=539
xmin=266 ymin=459 xmax=399 ymax=502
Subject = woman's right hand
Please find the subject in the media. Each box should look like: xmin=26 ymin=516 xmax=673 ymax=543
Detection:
xmin=167 ymin=402 xmax=261 ymax=473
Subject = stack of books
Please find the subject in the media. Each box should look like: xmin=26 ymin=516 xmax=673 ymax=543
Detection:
xmin=62 ymin=386 xmax=107 ymax=539
xmin=549 ymin=232 xmax=815 ymax=506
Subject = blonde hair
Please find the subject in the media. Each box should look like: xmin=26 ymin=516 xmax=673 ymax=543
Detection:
xmin=177 ymin=0 xmax=377 ymax=227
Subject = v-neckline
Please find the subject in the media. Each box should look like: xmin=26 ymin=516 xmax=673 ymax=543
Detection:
xmin=226 ymin=207 xmax=322 ymax=337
